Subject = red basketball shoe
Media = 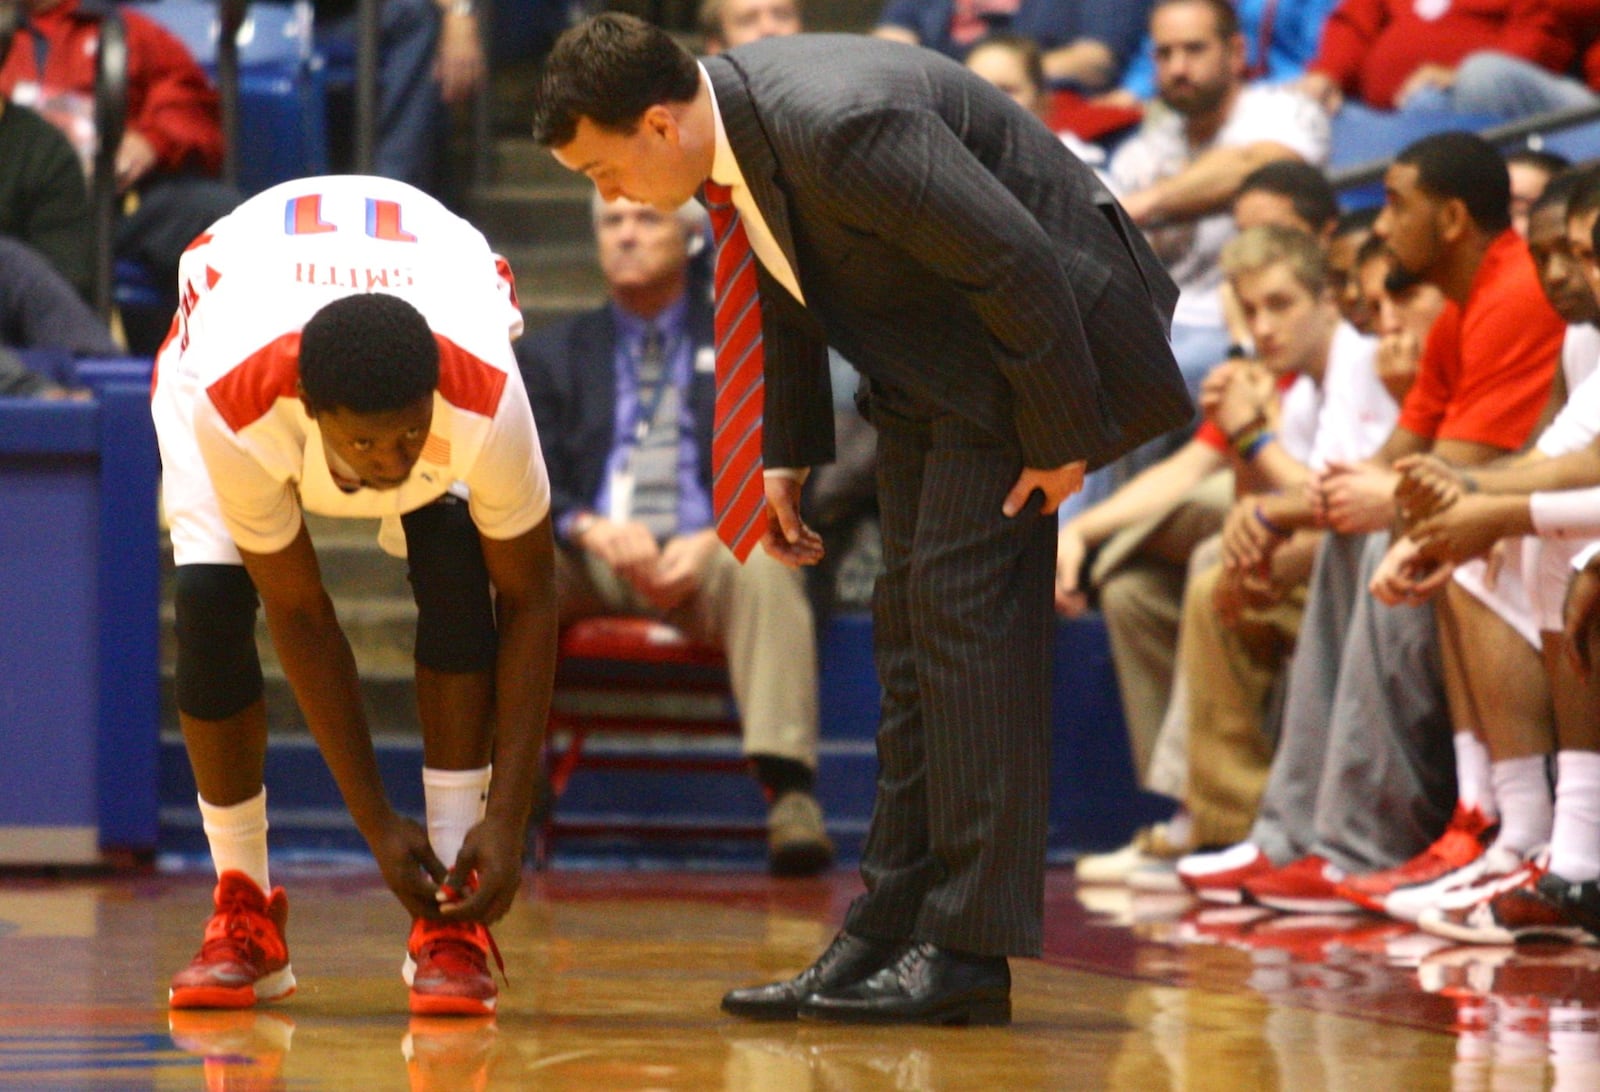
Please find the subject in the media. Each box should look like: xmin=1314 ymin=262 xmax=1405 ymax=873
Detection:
xmin=403 ymin=916 xmax=504 ymax=1016
xmin=169 ymin=871 xmax=296 ymax=1009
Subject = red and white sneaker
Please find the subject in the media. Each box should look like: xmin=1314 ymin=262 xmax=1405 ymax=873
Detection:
xmin=1176 ymin=843 xmax=1274 ymax=904
xmin=1243 ymin=855 xmax=1363 ymax=915
xmin=1418 ymin=867 xmax=1595 ymax=946
xmin=1382 ymin=844 xmax=1531 ymax=925
xmin=403 ymin=917 xmax=504 ymax=1016
xmin=1334 ymin=805 xmax=1495 ymax=913
xmin=170 ymin=871 xmax=296 ymax=1009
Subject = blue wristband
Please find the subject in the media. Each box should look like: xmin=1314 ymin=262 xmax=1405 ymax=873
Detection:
xmin=1242 ymin=430 xmax=1276 ymax=462
xmin=1254 ymin=504 xmax=1290 ymax=538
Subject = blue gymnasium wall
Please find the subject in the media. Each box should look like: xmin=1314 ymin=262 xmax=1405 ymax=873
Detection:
xmin=0 ymin=360 xmax=162 ymax=863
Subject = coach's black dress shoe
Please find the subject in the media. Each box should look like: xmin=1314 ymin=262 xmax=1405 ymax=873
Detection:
xmin=721 ymin=931 xmax=898 ymax=1021
xmin=797 ymin=941 xmax=1011 ymax=1026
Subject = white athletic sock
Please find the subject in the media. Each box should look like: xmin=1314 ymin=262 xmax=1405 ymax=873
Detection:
xmin=424 ymin=766 xmax=491 ymax=872
xmin=1488 ymin=754 xmax=1554 ymax=857
xmin=199 ymin=789 xmax=270 ymax=891
xmin=1550 ymin=750 xmax=1600 ymax=882
xmin=1454 ymin=732 xmax=1497 ymax=818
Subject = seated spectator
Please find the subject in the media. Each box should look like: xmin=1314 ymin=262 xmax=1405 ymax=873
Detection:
xmin=311 ymin=0 xmax=484 ymax=197
xmin=1430 ymin=0 xmax=1600 ymax=124
xmin=515 ymin=195 xmax=835 ymax=878
xmin=1177 ymin=132 xmax=1566 ymax=913
xmin=0 ymin=94 xmax=120 ymax=359
xmin=1078 ymin=224 xmax=1398 ymax=887
xmin=1364 ymin=169 xmax=1600 ymax=941
xmin=700 ymin=0 xmax=802 ymax=53
xmin=1296 ymin=0 xmax=1576 ymax=163
xmin=1109 ymin=0 xmax=1328 ymax=424
xmin=0 ymin=237 xmax=119 ymax=357
xmin=1057 ymin=163 xmax=1339 ymax=806
xmin=873 ymin=0 xmax=1150 ymax=93
xmin=963 ymin=33 xmax=1116 ymax=166
xmin=0 ymin=0 xmax=240 ymax=350
xmin=1508 ymin=148 xmax=1570 ymax=239
xmin=1118 ymin=0 xmax=1341 ymax=101
xmin=0 ymin=95 xmax=91 ymax=298
xmin=1326 ymin=207 xmax=1380 ymax=334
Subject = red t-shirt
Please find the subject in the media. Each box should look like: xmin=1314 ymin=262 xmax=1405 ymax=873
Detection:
xmin=0 ymin=0 xmax=223 ymax=175
xmin=1309 ymin=0 xmax=1570 ymax=111
xmin=1397 ymin=231 xmax=1563 ymax=449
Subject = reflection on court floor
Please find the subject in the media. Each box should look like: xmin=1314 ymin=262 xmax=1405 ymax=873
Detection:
xmin=2 ymin=867 xmax=1594 ymax=1089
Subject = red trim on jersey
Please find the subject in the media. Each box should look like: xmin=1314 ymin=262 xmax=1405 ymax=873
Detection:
xmin=434 ymin=334 xmax=506 ymax=418
xmin=206 ymin=333 xmax=303 ymax=433
xmin=494 ymin=255 xmax=520 ymax=311
xmin=184 ymin=232 xmax=214 ymax=254
xmin=150 ymin=314 xmax=183 ymax=396
xmin=206 ymin=265 xmax=222 ymax=289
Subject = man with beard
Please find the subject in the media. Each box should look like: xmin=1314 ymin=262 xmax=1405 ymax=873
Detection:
xmin=1108 ymin=0 xmax=1328 ymax=422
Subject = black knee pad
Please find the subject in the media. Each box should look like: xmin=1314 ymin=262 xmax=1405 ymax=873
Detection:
xmin=403 ymin=495 xmax=498 ymax=673
xmin=173 ymin=563 xmax=264 ymax=720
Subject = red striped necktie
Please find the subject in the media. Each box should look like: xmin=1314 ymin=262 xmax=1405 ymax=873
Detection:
xmin=704 ymin=180 xmax=767 ymax=562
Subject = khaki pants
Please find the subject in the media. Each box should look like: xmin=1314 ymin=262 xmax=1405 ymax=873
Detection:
xmin=555 ymin=540 xmax=820 ymax=768
xmin=1182 ymin=559 xmax=1304 ymax=848
xmin=1094 ymin=471 xmax=1233 ymax=779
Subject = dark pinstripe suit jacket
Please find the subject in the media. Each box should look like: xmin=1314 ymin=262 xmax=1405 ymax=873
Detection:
xmin=702 ymin=36 xmax=1191 ymax=473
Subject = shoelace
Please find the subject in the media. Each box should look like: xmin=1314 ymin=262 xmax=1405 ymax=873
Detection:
xmin=418 ymin=920 xmax=508 ymax=987
xmin=199 ymin=894 xmax=277 ymax=965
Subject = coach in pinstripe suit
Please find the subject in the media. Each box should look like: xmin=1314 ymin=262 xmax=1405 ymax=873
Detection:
xmin=533 ymin=14 xmax=1192 ymax=1025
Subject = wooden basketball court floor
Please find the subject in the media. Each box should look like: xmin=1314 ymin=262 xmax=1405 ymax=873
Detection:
xmin=1 ymin=862 xmax=1597 ymax=1090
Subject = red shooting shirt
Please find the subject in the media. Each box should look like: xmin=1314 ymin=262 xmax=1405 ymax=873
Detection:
xmin=0 ymin=0 xmax=223 ymax=176
xmin=1308 ymin=0 xmax=1570 ymax=111
xmin=1397 ymin=231 xmax=1563 ymax=450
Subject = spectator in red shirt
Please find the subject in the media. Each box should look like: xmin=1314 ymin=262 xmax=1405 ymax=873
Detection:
xmin=1427 ymin=0 xmax=1600 ymax=123
xmin=1 ymin=0 xmax=239 ymax=348
xmin=1298 ymin=0 xmax=1569 ymax=117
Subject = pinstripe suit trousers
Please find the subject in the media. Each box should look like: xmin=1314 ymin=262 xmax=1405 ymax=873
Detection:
xmin=841 ymin=393 xmax=1058 ymax=958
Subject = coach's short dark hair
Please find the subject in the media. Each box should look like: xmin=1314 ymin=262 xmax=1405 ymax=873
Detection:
xmin=1394 ymin=131 xmax=1511 ymax=236
xmin=1237 ymin=159 xmax=1339 ymax=235
xmin=299 ymin=293 xmax=438 ymax=414
xmin=532 ymin=13 xmax=701 ymax=147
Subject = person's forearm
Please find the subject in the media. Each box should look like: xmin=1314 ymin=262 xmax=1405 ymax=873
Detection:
xmin=1241 ymin=438 xmax=1310 ymax=495
xmin=1471 ymin=446 xmax=1600 ymax=496
xmin=1470 ymin=494 xmax=1537 ymax=539
xmin=1133 ymin=143 xmax=1300 ymax=225
xmin=1041 ymin=40 xmax=1116 ymax=90
xmin=1260 ymin=489 xmax=1316 ymax=534
xmin=1072 ymin=445 xmax=1216 ymax=545
xmin=263 ymin=599 xmax=395 ymax=838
